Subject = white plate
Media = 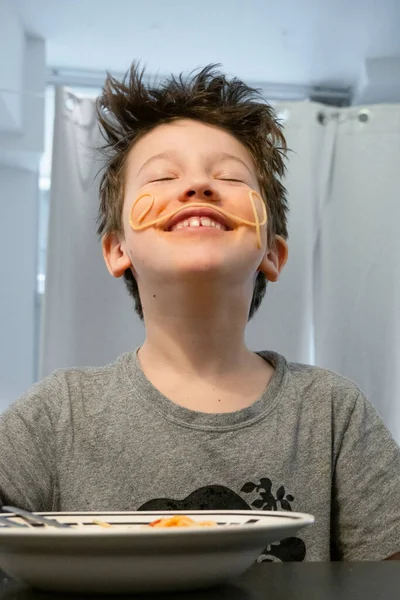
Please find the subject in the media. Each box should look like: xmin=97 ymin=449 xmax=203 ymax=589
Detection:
xmin=0 ymin=510 xmax=314 ymax=593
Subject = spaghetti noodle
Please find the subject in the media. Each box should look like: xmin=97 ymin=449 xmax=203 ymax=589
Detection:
xmin=147 ymin=515 xmax=217 ymax=528
xmin=129 ymin=189 xmax=267 ymax=249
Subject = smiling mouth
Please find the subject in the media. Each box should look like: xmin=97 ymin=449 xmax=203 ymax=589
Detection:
xmin=169 ymin=216 xmax=230 ymax=232
xmin=165 ymin=207 xmax=234 ymax=232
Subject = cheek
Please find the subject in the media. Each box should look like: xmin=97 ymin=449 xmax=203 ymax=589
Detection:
xmin=229 ymin=189 xmax=266 ymax=224
xmin=121 ymin=200 xmax=133 ymax=235
xmin=123 ymin=230 xmax=161 ymax=271
xmin=127 ymin=193 xmax=174 ymax=229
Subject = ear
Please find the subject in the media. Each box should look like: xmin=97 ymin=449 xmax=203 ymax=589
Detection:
xmin=258 ymin=235 xmax=288 ymax=282
xmin=102 ymin=233 xmax=132 ymax=278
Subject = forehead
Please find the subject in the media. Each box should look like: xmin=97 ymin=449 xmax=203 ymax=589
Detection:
xmin=126 ymin=119 xmax=255 ymax=171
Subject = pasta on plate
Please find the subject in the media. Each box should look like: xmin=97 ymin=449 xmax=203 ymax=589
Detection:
xmin=147 ymin=515 xmax=217 ymax=528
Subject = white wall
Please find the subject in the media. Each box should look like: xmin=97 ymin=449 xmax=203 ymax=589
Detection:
xmin=0 ymin=0 xmax=23 ymax=131
xmin=0 ymin=0 xmax=45 ymax=410
xmin=0 ymin=168 xmax=39 ymax=407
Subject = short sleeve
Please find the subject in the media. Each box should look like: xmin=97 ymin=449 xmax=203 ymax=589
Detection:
xmin=332 ymin=391 xmax=400 ymax=560
xmin=0 ymin=375 xmax=61 ymax=511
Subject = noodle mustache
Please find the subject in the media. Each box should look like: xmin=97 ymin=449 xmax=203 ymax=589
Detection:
xmin=130 ymin=190 xmax=267 ymax=249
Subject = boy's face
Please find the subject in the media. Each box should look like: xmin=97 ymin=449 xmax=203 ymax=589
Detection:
xmin=104 ymin=119 xmax=288 ymax=296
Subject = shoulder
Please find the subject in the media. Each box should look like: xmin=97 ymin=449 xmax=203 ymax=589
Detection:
xmin=48 ymin=351 xmax=134 ymax=392
xmin=260 ymin=350 xmax=363 ymax=397
xmin=259 ymin=350 xmax=365 ymax=423
xmin=2 ymin=352 xmax=135 ymax=423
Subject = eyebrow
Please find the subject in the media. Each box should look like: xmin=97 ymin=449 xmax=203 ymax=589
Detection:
xmin=214 ymin=152 xmax=253 ymax=175
xmin=136 ymin=150 xmax=254 ymax=177
xmin=136 ymin=152 xmax=176 ymax=177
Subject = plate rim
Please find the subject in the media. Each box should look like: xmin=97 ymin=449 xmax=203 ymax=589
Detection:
xmin=0 ymin=509 xmax=315 ymax=538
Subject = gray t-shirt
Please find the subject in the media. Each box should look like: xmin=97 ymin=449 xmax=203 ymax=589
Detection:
xmin=1 ymin=350 xmax=399 ymax=562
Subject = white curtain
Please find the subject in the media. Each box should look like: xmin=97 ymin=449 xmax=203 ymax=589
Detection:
xmin=41 ymin=88 xmax=400 ymax=442
xmin=314 ymin=104 xmax=400 ymax=442
xmin=39 ymin=89 xmax=144 ymax=378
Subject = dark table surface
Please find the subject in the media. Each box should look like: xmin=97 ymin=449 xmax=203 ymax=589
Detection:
xmin=1 ymin=563 xmax=399 ymax=600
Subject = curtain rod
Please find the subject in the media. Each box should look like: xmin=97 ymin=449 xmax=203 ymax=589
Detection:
xmin=47 ymin=67 xmax=351 ymax=107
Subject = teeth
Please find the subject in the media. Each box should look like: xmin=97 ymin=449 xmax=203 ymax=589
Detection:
xmin=170 ymin=216 xmax=227 ymax=231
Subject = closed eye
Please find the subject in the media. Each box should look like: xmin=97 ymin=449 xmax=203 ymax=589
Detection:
xmin=150 ymin=177 xmax=176 ymax=182
xmin=219 ymin=178 xmax=246 ymax=183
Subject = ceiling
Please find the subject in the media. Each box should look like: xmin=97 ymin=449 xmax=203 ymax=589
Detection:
xmin=13 ymin=0 xmax=400 ymax=89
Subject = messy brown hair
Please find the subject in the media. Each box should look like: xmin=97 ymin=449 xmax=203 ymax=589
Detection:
xmin=97 ymin=63 xmax=289 ymax=320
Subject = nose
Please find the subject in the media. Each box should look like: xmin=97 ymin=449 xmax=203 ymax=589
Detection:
xmin=179 ymin=183 xmax=220 ymax=203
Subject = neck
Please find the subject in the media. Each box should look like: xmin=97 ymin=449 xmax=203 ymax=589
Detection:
xmin=138 ymin=280 xmax=255 ymax=377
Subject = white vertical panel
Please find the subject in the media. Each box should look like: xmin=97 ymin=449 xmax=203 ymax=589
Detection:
xmin=0 ymin=168 xmax=38 ymax=408
xmin=315 ymin=104 xmax=400 ymax=441
xmin=40 ymin=89 xmax=144 ymax=377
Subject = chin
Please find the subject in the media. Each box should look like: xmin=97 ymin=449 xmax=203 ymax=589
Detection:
xmin=173 ymin=258 xmax=231 ymax=278
xmin=138 ymin=239 xmax=262 ymax=282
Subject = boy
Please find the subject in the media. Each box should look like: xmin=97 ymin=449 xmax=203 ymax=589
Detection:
xmin=0 ymin=64 xmax=399 ymax=562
